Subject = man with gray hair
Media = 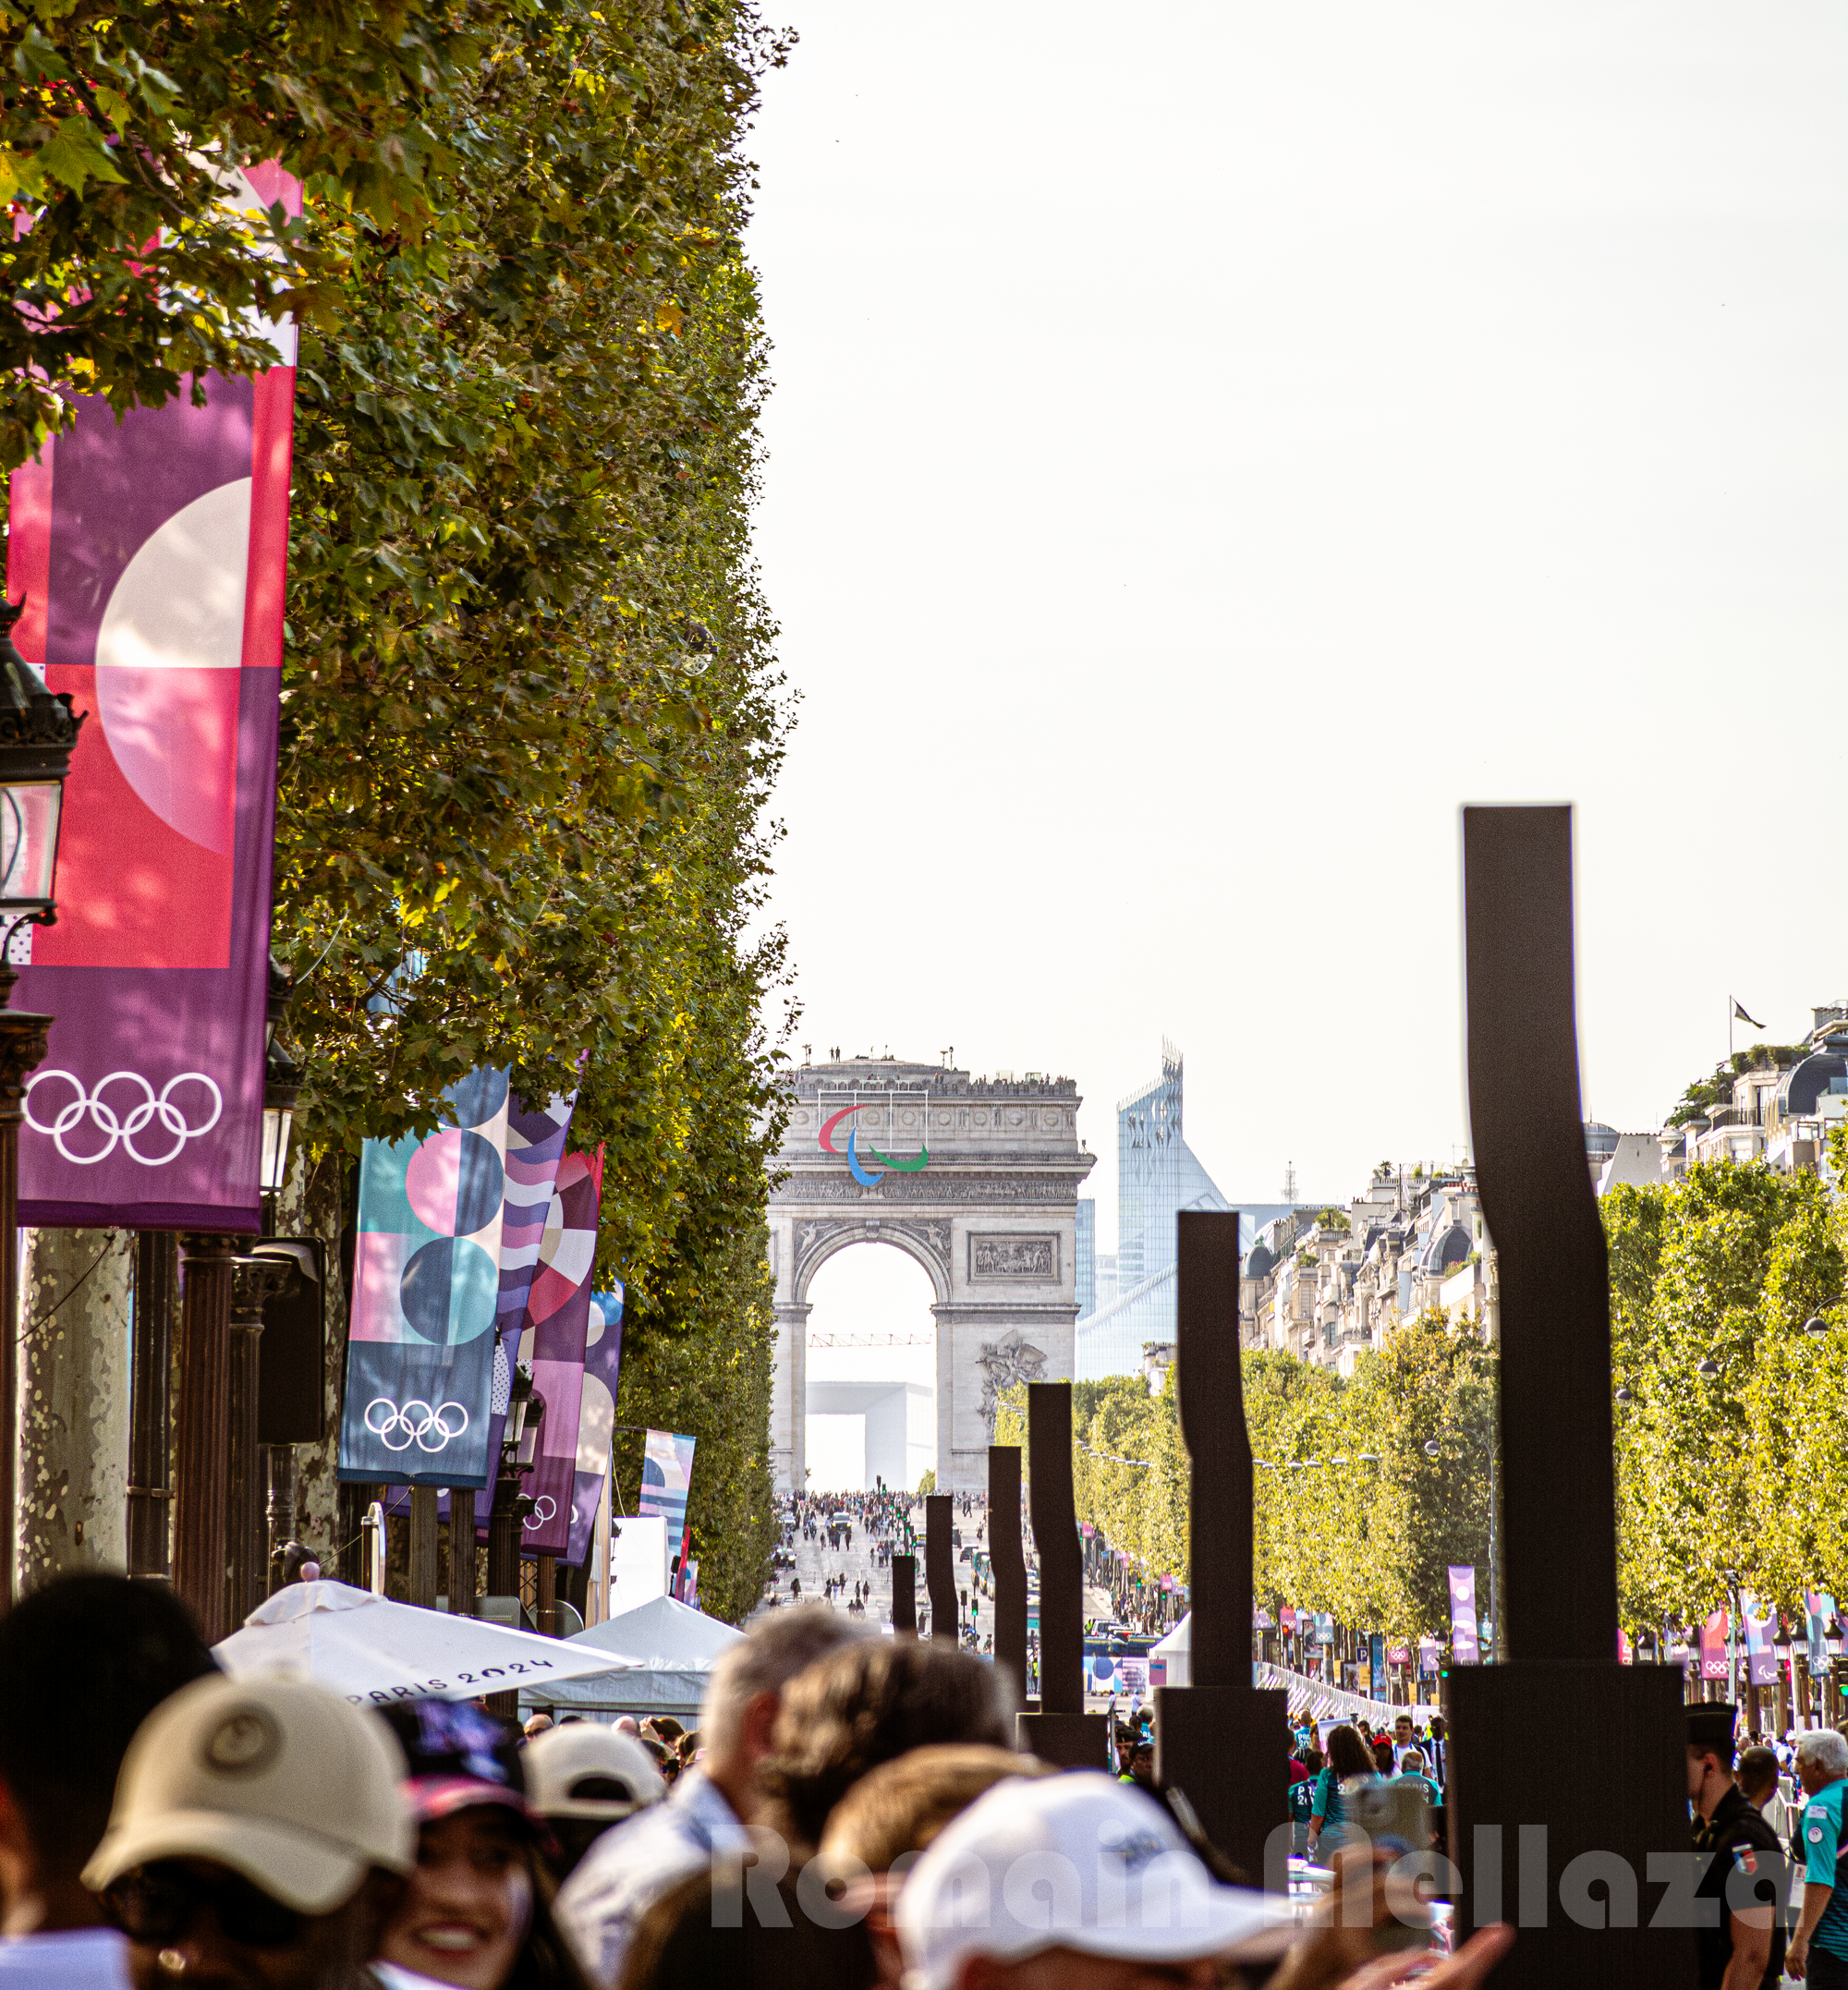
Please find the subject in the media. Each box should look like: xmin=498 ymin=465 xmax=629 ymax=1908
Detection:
xmin=556 ymin=1603 xmax=865 ymax=1986
xmin=1789 ymin=1726 xmax=1848 ymax=1986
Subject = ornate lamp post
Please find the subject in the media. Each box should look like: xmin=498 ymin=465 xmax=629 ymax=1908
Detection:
xmin=485 ymin=1363 xmax=541 ymax=1717
xmin=0 ymin=600 xmax=82 ymax=1609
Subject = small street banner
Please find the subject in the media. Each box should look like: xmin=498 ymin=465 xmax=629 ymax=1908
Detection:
xmin=565 ymin=1285 xmax=625 ymax=1567
xmin=516 ymin=1150 xmax=601 ymax=1558
xmin=638 ymin=1428 xmax=696 ymax=1578
xmin=1744 ymin=1602 xmax=1778 ymax=1686
xmin=338 ymin=1070 xmax=510 ymax=1488
xmin=1447 ymin=1565 xmax=1480 ymax=1664
xmin=1808 ymin=1593 xmax=1837 ymax=1676
xmin=1700 ymin=1609 xmax=1730 ymax=1681
xmin=8 ymin=165 xmax=300 ymax=1230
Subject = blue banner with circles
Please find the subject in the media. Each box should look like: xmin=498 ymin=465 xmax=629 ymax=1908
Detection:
xmin=337 ymin=1070 xmax=510 ymax=1488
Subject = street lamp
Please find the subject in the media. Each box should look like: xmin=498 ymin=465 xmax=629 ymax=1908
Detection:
xmin=261 ymin=1037 xmax=299 ymax=1199
xmin=1614 ymin=1387 xmax=1634 ymax=1405
xmin=1695 ymin=1359 xmax=1721 ymax=1379
xmin=0 ymin=601 xmax=80 ymax=946
xmin=261 ymin=955 xmax=299 ymax=1203
xmin=0 ymin=597 xmax=82 ymax=1611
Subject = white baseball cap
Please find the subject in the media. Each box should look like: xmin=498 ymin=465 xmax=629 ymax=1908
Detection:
xmin=894 ymin=1772 xmax=1292 ymax=1990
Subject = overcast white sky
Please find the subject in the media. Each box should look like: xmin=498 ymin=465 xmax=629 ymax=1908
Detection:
xmin=748 ymin=3 xmax=1848 ymax=1269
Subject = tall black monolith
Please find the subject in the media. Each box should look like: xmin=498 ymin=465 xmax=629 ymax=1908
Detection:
xmin=1450 ymin=807 xmax=1691 ymax=1985
xmin=1153 ymin=1210 xmax=1288 ymax=1887
xmin=1016 ymin=1382 xmax=1108 ymax=1767
xmin=891 ymin=1553 xmax=917 ymax=1635
xmin=990 ymin=1444 xmax=1027 ymax=1706
xmin=926 ymin=1493 xmax=957 ymax=1644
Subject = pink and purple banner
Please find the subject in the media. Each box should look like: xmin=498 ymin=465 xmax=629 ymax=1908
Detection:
xmin=1700 ymin=1609 xmax=1730 ymax=1681
xmin=514 ymin=1150 xmax=601 ymax=1557
xmin=565 ymin=1284 xmax=623 ymax=1567
xmin=1447 ymin=1563 xmax=1480 ymax=1664
xmin=7 ymin=165 xmax=299 ymax=1231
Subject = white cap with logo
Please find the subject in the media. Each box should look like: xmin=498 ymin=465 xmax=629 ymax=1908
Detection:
xmin=83 ymin=1673 xmax=415 ymax=1914
xmin=894 ymin=1772 xmax=1292 ymax=1990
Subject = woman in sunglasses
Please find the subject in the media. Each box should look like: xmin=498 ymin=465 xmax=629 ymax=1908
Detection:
xmin=372 ymin=1702 xmax=595 ymax=1990
xmin=83 ymin=1675 xmax=414 ymax=1990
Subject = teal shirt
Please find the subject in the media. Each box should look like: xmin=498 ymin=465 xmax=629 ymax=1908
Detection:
xmin=1802 ymin=1778 xmax=1848 ymax=1960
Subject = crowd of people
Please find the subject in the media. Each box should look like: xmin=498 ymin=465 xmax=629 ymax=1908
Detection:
xmin=19 ymin=1566 xmax=1841 ymax=1990
xmin=0 ymin=1571 xmax=1536 ymax=1990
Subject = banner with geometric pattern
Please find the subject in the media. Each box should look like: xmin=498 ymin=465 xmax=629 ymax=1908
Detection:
xmin=565 ymin=1284 xmax=624 ymax=1568
xmin=336 ymin=1069 xmax=510 ymax=1488
xmin=515 ymin=1150 xmax=601 ymax=1557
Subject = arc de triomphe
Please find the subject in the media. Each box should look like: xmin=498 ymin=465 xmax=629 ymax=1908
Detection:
xmin=768 ymin=1054 xmax=1095 ymax=1494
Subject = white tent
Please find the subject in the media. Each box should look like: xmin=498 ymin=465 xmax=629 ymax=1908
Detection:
xmin=1151 ymin=1613 xmax=1191 ymax=1687
xmin=529 ymin=1594 xmax=746 ymax=1718
xmin=214 ymin=1580 xmax=638 ymax=1705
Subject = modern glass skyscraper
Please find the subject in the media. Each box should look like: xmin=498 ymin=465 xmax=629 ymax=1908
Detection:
xmin=1075 ymin=1042 xmax=1295 ymax=1379
xmin=1075 ymin=1197 xmax=1097 ymax=1317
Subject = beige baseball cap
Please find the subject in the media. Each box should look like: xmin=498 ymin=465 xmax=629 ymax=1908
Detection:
xmin=523 ymin=1723 xmax=665 ymax=1819
xmin=83 ymin=1674 xmax=415 ymax=1913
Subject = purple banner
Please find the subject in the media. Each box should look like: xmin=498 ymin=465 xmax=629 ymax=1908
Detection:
xmin=9 ymin=364 xmax=296 ymax=1229
xmin=1447 ymin=1563 xmax=1480 ymax=1664
xmin=565 ymin=1283 xmax=623 ymax=1567
xmin=516 ymin=1151 xmax=600 ymax=1556
xmin=1745 ymin=1603 xmax=1777 ymax=1686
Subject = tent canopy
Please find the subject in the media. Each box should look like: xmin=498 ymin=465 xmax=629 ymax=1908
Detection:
xmin=214 ymin=1579 xmax=636 ymax=1705
xmin=530 ymin=1594 xmax=746 ymax=1717
xmin=1152 ymin=1614 xmax=1190 ymax=1656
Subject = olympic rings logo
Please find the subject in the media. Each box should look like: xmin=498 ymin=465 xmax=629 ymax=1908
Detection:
xmin=364 ymin=1399 xmax=470 ymax=1453
xmin=24 ymin=1070 xmax=223 ymax=1167
xmin=521 ymin=1497 xmax=558 ymax=1532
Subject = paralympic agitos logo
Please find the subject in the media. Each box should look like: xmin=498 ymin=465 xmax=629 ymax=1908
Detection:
xmin=818 ymin=1101 xmax=930 ymax=1186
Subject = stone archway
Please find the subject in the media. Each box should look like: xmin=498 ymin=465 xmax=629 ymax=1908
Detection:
xmin=768 ymin=1054 xmax=1095 ymax=1493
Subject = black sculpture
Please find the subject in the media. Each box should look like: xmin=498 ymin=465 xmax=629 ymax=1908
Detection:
xmin=1451 ymin=806 xmax=1690 ymax=1985
xmin=1016 ymin=1382 xmax=1108 ymax=1766
xmin=989 ymin=1443 xmax=1028 ymax=1706
xmin=1154 ymin=1209 xmax=1288 ymax=1887
xmin=925 ymin=1493 xmax=957 ymax=1644
xmin=891 ymin=1553 xmax=917 ymax=1636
